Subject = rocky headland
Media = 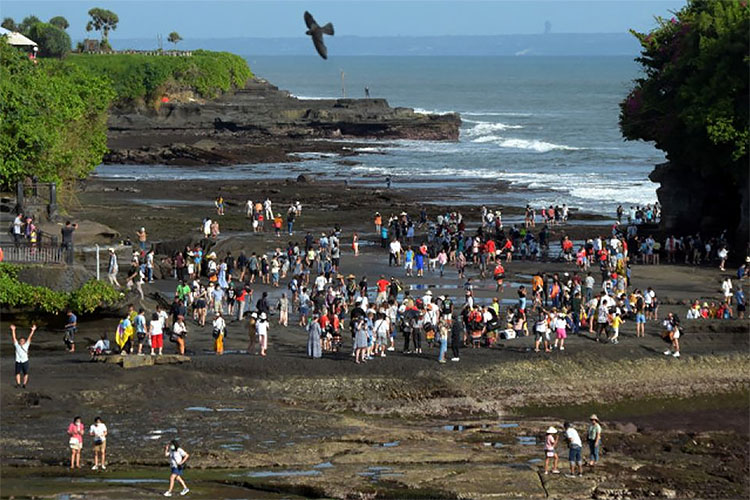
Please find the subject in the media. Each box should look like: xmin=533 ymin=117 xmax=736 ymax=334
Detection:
xmin=104 ymin=78 xmax=461 ymax=166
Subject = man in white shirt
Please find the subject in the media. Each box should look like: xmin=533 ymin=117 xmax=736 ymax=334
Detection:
xmin=389 ymin=239 xmax=402 ymax=266
xmin=564 ymin=422 xmax=583 ymax=477
xmin=10 ymin=324 xmax=36 ymax=388
xmin=89 ymin=416 xmax=108 ymax=470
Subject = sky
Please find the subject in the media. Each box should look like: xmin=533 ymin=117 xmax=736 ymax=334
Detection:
xmin=1 ymin=1 xmax=687 ymax=40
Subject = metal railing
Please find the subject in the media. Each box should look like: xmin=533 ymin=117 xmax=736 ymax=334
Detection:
xmin=3 ymin=244 xmax=65 ymax=264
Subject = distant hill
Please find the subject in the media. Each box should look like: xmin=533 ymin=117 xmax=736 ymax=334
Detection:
xmin=110 ymin=33 xmax=640 ymax=57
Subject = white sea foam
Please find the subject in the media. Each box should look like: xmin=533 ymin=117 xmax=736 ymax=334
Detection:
xmin=463 ymin=122 xmax=524 ymax=137
xmin=462 ymin=111 xmax=533 ymax=117
xmin=413 ymin=107 xmax=456 ymax=116
xmin=471 ymin=135 xmax=581 ymax=152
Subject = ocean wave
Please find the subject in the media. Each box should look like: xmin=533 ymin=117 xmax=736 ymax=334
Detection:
xmin=461 ymin=111 xmax=533 ymax=117
xmin=463 ymin=122 xmax=524 ymax=137
xmin=291 ymin=94 xmax=336 ymax=100
xmin=350 ymin=164 xmax=498 ymax=179
xmin=471 ymin=135 xmax=582 ymax=152
xmin=413 ymin=107 xmax=456 ymax=116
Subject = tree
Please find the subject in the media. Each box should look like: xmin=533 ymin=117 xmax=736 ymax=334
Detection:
xmin=18 ymin=15 xmax=41 ymax=34
xmin=0 ymin=43 xmax=114 ymax=190
xmin=1 ymin=17 xmax=18 ymax=31
xmin=620 ymin=0 xmax=749 ymax=246
xmin=86 ymin=8 xmax=118 ymax=41
xmin=49 ymin=16 xmax=69 ymax=30
xmin=167 ymin=31 xmax=183 ymax=48
xmin=27 ymin=22 xmax=71 ymax=58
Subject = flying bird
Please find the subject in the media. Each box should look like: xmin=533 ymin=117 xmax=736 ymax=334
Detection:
xmin=304 ymin=11 xmax=334 ymax=59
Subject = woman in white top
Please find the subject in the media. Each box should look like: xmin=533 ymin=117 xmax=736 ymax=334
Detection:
xmin=256 ymin=313 xmax=269 ymax=357
xmin=164 ymin=440 xmax=190 ymax=497
xmin=89 ymin=416 xmax=108 ymax=470
xmin=212 ymin=312 xmax=226 ymax=355
xmin=172 ymin=315 xmax=187 ymax=355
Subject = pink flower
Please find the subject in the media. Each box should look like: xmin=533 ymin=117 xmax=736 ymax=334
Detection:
xmin=670 ymin=17 xmax=678 ymax=24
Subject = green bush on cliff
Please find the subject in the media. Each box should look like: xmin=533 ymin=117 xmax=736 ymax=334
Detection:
xmin=68 ymin=50 xmax=252 ymax=104
xmin=619 ymin=0 xmax=749 ymax=177
xmin=0 ymin=42 xmax=113 ymax=190
xmin=0 ymin=263 xmax=120 ymax=314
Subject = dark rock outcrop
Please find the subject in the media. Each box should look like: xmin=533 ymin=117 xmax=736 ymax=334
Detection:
xmin=105 ymin=78 xmax=460 ymax=165
xmin=650 ymin=162 xmax=749 ymax=254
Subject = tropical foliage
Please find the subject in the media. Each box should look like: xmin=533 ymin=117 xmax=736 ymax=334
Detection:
xmin=620 ymin=0 xmax=749 ymax=179
xmin=0 ymin=43 xmax=114 ymax=189
xmin=69 ymin=50 xmax=252 ymax=103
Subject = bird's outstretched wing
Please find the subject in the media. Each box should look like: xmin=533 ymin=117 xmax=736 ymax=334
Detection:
xmin=312 ymin=32 xmax=328 ymax=59
xmin=304 ymin=11 xmax=318 ymax=30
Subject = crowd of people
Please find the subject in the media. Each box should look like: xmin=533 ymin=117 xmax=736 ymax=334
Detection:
xmin=80 ymin=196 xmax=748 ymax=367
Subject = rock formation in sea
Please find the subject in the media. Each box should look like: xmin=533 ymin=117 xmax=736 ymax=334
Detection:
xmin=105 ymin=78 xmax=460 ymax=166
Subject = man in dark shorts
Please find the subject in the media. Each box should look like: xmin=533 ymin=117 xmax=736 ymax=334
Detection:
xmin=11 ymin=324 xmax=36 ymax=388
xmin=64 ymin=310 xmax=78 ymax=352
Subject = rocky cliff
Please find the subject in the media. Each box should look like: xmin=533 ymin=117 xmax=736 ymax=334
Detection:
xmin=104 ymin=78 xmax=460 ymax=165
xmin=650 ymin=161 xmax=749 ymax=253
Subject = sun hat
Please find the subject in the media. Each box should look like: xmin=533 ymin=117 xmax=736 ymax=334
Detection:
xmin=250 ymin=312 xmax=258 ymax=319
xmin=108 ymin=247 xmax=115 ymax=252
xmin=425 ymin=290 xmax=433 ymax=295
xmin=546 ymin=426 xmax=558 ymax=434
xmin=259 ymin=312 xmax=267 ymax=320
xmin=590 ymin=414 xmax=599 ymax=421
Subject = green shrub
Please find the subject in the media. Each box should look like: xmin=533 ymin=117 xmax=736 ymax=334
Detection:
xmin=68 ymin=50 xmax=252 ymax=104
xmin=0 ymin=263 xmax=120 ymax=314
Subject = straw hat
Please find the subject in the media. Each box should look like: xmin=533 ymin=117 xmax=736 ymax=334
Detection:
xmin=425 ymin=290 xmax=433 ymax=296
xmin=546 ymin=426 xmax=558 ymax=434
xmin=589 ymin=414 xmax=599 ymax=422
xmin=259 ymin=312 xmax=267 ymax=320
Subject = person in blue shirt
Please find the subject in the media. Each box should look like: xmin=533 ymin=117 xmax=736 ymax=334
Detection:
xmin=735 ymin=289 xmax=745 ymax=319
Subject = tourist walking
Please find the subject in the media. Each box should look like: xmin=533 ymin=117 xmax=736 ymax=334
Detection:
xmin=543 ymin=426 xmax=560 ymax=475
xmin=164 ymin=440 xmax=190 ymax=496
xmin=107 ymin=248 xmax=120 ymax=287
xmin=256 ymin=312 xmax=269 ymax=356
xmin=307 ymin=313 xmax=322 ymax=358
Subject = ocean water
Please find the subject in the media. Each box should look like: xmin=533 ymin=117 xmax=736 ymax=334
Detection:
xmin=247 ymin=55 xmax=664 ymax=215
xmin=97 ymin=56 xmax=664 ymax=217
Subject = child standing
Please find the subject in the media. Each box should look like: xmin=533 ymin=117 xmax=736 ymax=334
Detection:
xmin=610 ymin=311 xmax=623 ymax=344
xmin=544 ymin=426 xmax=560 ymax=474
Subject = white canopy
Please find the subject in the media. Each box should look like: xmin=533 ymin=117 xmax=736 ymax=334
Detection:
xmin=0 ymin=27 xmax=37 ymax=47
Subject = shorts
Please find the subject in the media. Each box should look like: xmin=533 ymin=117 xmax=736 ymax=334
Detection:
xmin=672 ymin=330 xmax=680 ymax=339
xmin=738 ymin=304 xmax=746 ymax=312
xmin=636 ymin=313 xmax=646 ymax=324
xmin=545 ymin=449 xmax=556 ymax=458
xmin=171 ymin=466 xmax=183 ymax=476
xmin=195 ymin=299 xmax=206 ymax=309
xmin=64 ymin=328 xmax=76 ymax=347
xmin=137 ymin=331 xmax=146 ymax=343
xmin=15 ymin=361 xmax=29 ymax=376
xmin=569 ymin=445 xmax=582 ymax=464
xmin=151 ymin=334 xmax=164 ymax=349
xmin=556 ymin=328 xmax=567 ymax=340
xmin=93 ymin=440 xmax=106 ymax=452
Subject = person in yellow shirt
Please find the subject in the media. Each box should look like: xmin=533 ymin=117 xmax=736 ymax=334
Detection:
xmin=610 ymin=311 xmax=623 ymax=344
